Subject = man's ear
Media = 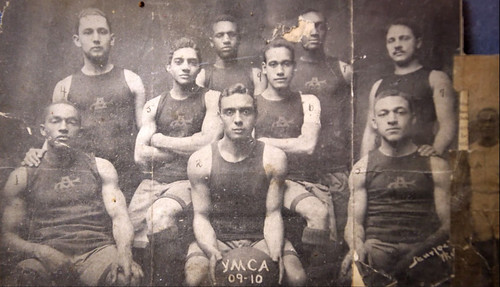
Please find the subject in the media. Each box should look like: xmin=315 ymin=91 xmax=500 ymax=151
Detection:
xmin=370 ymin=117 xmax=378 ymax=131
xmin=416 ymin=38 xmax=422 ymax=50
xmin=411 ymin=113 xmax=417 ymax=125
xmin=40 ymin=124 xmax=47 ymax=137
xmin=209 ymin=37 xmax=214 ymax=48
xmin=261 ymin=62 xmax=267 ymax=74
xmin=73 ymin=34 xmax=82 ymax=48
xmin=110 ymin=33 xmax=115 ymax=47
xmin=165 ymin=64 xmax=171 ymax=74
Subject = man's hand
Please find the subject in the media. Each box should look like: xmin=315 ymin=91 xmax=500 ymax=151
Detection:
xmin=418 ymin=145 xmax=438 ymax=157
xmin=21 ymin=148 xmax=46 ymax=167
xmin=36 ymin=245 xmax=72 ymax=275
xmin=277 ymin=256 xmax=284 ymax=285
xmin=209 ymin=252 xmax=223 ymax=285
xmin=107 ymin=251 xmax=144 ymax=285
xmin=341 ymin=247 xmax=366 ymax=276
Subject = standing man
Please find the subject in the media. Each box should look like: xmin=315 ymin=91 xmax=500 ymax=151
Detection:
xmin=468 ymin=108 xmax=499 ymax=282
xmin=289 ymin=9 xmax=353 ymax=267
xmin=2 ymin=102 xmax=143 ymax=286
xmin=128 ymin=37 xmax=221 ymax=285
xmin=185 ymin=83 xmax=306 ymax=286
xmin=23 ymin=8 xmax=146 ymax=202
xmin=361 ymin=19 xmax=456 ymax=157
xmin=196 ymin=14 xmax=266 ymax=95
xmin=255 ymin=39 xmax=335 ymax=283
xmin=342 ymin=90 xmax=451 ymax=284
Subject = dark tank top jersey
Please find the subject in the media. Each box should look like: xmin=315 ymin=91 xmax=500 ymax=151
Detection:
xmin=376 ymin=68 xmax=436 ymax=146
xmin=24 ymin=151 xmax=114 ymax=256
xmin=209 ymin=141 xmax=270 ymax=240
xmin=291 ymin=56 xmax=351 ymax=173
xmin=364 ymin=149 xmax=440 ymax=243
xmin=67 ymin=67 xmax=136 ymax=167
xmin=153 ymin=87 xmax=207 ymax=183
xmin=255 ymin=93 xmax=313 ymax=181
xmin=203 ymin=63 xmax=254 ymax=94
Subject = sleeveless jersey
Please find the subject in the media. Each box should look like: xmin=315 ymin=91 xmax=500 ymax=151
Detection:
xmin=24 ymin=151 xmax=114 ymax=256
xmin=202 ymin=63 xmax=254 ymax=94
xmin=153 ymin=86 xmax=207 ymax=183
xmin=469 ymin=142 xmax=499 ymax=194
xmin=209 ymin=141 xmax=270 ymax=240
xmin=67 ymin=67 xmax=136 ymax=169
xmin=255 ymin=93 xmax=313 ymax=181
xmin=376 ymin=68 xmax=436 ymax=146
xmin=291 ymin=56 xmax=351 ymax=174
xmin=364 ymin=150 xmax=440 ymax=243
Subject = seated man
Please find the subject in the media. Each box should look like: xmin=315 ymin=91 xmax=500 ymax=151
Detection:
xmin=342 ymin=90 xmax=451 ymax=284
xmin=185 ymin=84 xmax=306 ymax=286
xmin=1 ymin=102 xmax=142 ymax=286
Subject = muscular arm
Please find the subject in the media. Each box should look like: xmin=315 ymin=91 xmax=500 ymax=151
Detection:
xmin=430 ymin=71 xmax=456 ymax=155
xmin=134 ymin=97 xmax=175 ymax=167
xmin=263 ymin=145 xmax=287 ymax=261
xmin=2 ymin=168 xmax=71 ymax=272
xmin=124 ymin=70 xmax=146 ymax=129
xmin=258 ymin=94 xmax=321 ymax=155
xmin=252 ymin=67 xmax=267 ymax=96
xmin=188 ymin=147 xmax=221 ymax=259
xmin=52 ymin=76 xmax=72 ymax=102
xmin=195 ymin=68 xmax=207 ymax=88
xmin=344 ymin=156 xmax=368 ymax=260
xmin=338 ymin=60 xmax=353 ymax=84
xmin=150 ymin=90 xmax=223 ymax=154
xmin=360 ymin=80 xmax=382 ymax=158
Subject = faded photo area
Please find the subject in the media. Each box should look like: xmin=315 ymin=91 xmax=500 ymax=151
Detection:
xmin=0 ymin=0 xmax=464 ymax=286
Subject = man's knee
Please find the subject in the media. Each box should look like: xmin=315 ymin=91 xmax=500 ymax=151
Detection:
xmin=147 ymin=198 xmax=184 ymax=233
xmin=14 ymin=259 xmax=52 ymax=286
xmin=295 ymin=197 xmax=328 ymax=229
xmin=283 ymin=252 xmax=306 ymax=286
xmin=184 ymin=244 xmax=209 ymax=287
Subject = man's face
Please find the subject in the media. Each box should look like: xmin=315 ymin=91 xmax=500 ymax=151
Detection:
xmin=372 ymin=96 xmax=414 ymax=143
xmin=211 ymin=21 xmax=239 ymax=60
xmin=41 ymin=103 xmax=81 ymax=150
xmin=167 ymin=47 xmax=200 ymax=86
xmin=262 ymin=47 xmax=295 ymax=90
xmin=386 ymin=24 xmax=421 ymax=66
xmin=300 ymin=11 xmax=327 ymax=51
xmin=73 ymin=15 xmax=114 ymax=65
xmin=477 ymin=109 xmax=499 ymax=139
xmin=220 ymin=93 xmax=256 ymax=141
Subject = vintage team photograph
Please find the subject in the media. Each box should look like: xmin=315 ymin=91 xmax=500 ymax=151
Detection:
xmin=0 ymin=0 xmax=466 ymax=286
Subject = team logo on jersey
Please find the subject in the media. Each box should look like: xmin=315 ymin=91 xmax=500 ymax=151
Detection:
xmin=272 ymin=116 xmax=294 ymax=137
xmin=305 ymin=77 xmax=326 ymax=93
xmin=55 ymin=176 xmax=81 ymax=190
xmin=170 ymin=113 xmax=193 ymax=137
xmin=387 ymin=176 xmax=416 ymax=189
xmin=90 ymin=97 xmax=108 ymax=111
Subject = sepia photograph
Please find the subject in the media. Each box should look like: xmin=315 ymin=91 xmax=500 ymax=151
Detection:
xmin=0 ymin=0 xmax=479 ymax=286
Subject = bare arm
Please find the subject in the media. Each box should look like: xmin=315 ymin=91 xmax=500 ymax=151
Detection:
xmin=430 ymin=70 xmax=457 ymax=155
xmin=124 ymin=69 xmax=146 ymax=129
xmin=97 ymin=157 xmax=143 ymax=284
xmin=151 ymin=90 xmax=223 ymax=154
xmin=195 ymin=68 xmax=207 ymax=87
xmin=338 ymin=61 xmax=353 ymax=84
xmin=262 ymin=145 xmax=287 ymax=261
xmin=134 ymin=97 xmax=175 ymax=167
xmin=360 ymin=80 xmax=382 ymax=157
xmin=52 ymin=76 xmax=72 ymax=102
xmin=2 ymin=168 xmax=72 ymax=273
xmin=188 ymin=146 xmax=221 ymax=260
xmin=258 ymin=94 xmax=321 ymax=155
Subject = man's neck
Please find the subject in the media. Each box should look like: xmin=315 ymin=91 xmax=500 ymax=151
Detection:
xmin=393 ymin=59 xmax=422 ymax=75
xmin=300 ymin=48 xmax=326 ymax=63
xmin=44 ymin=146 xmax=75 ymax=167
xmin=378 ymin=137 xmax=417 ymax=157
xmin=214 ymin=56 xmax=238 ymax=69
xmin=170 ymin=82 xmax=198 ymax=100
xmin=81 ymin=58 xmax=114 ymax=76
xmin=261 ymin=86 xmax=289 ymax=101
xmin=218 ymin=136 xmax=256 ymax=163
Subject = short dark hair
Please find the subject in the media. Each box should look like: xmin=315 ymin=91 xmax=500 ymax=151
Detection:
xmin=299 ymin=8 xmax=326 ymax=22
xmin=168 ymin=37 xmax=202 ymax=64
xmin=42 ymin=101 xmax=81 ymax=125
xmin=374 ymin=89 xmax=414 ymax=113
xmin=212 ymin=14 xmax=239 ymax=34
xmin=386 ymin=18 xmax=422 ymax=40
xmin=261 ymin=38 xmax=295 ymax=63
xmin=219 ymin=83 xmax=257 ymax=112
xmin=477 ymin=107 xmax=499 ymax=120
xmin=75 ymin=8 xmax=111 ymax=35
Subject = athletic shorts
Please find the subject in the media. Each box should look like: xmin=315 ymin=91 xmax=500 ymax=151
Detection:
xmin=14 ymin=245 xmax=122 ymax=286
xmin=470 ymin=191 xmax=499 ymax=241
xmin=128 ymin=179 xmax=192 ymax=247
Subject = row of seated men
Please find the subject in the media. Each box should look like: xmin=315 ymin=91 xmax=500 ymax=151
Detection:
xmin=1 ymin=7 xmax=457 ymax=286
